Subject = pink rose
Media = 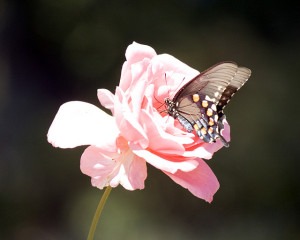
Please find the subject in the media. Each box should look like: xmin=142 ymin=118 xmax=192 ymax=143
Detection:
xmin=47 ymin=42 xmax=230 ymax=202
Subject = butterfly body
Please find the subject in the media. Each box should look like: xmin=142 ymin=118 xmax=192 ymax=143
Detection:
xmin=165 ymin=62 xmax=251 ymax=147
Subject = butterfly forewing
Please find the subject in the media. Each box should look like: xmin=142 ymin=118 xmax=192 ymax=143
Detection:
xmin=165 ymin=61 xmax=251 ymax=147
xmin=176 ymin=95 xmax=202 ymax=120
xmin=174 ymin=62 xmax=239 ymax=103
xmin=217 ymin=66 xmax=251 ymax=112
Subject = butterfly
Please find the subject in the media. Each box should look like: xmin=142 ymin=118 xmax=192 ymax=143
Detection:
xmin=164 ymin=62 xmax=251 ymax=147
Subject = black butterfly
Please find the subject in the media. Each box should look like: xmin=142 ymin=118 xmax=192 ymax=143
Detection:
xmin=165 ymin=62 xmax=251 ymax=147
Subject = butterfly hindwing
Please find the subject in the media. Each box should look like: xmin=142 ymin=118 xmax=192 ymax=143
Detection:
xmin=176 ymin=92 xmax=226 ymax=145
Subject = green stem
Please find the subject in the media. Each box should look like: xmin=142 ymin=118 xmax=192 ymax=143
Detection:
xmin=87 ymin=186 xmax=112 ymax=240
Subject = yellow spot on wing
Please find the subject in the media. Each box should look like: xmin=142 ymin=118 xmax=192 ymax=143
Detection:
xmin=202 ymin=100 xmax=208 ymax=108
xmin=208 ymin=127 xmax=214 ymax=134
xmin=206 ymin=108 xmax=213 ymax=117
xmin=208 ymin=117 xmax=215 ymax=126
xmin=192 ymin=94 xmax=200 ymax=102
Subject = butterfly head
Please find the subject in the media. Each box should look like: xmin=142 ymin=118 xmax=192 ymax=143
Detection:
xmin=164 ymin=98 xmax=178 ymax=118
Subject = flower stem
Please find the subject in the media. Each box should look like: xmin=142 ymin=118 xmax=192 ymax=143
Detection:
xmin=87 ymin=186 xmax=112 ymax=240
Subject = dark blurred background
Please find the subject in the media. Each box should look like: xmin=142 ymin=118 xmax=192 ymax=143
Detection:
xmin=0 ymin=0 xmax=299 ymax=239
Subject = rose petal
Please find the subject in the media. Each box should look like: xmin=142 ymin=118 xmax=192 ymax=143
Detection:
xmin=120 ymin=59 xmax=151 ymax=101
xmin=183 ymin=144 xmax=215 ymax=160
xmin=152 ymin=53 xmax=199 ymax=78
xmin=150 ymin=53 xmax=200 ymax=98
xmin=80 ymin=146 xmax=117 ymax=189
xmin=125 ymin=62 xmax=149 ymax=115
xmin=97 ymin=89 xmax=115 ymax=113
xmin=139 ymin=109 xmax=187 ymax=155
xmin=81 ymin=145 xmax=147 ymax=190
xmin=163 ymin=159 xmax=220 ymax=202
xmin=127 ymin=154 xmax=147 ymax=189
xmin=125 ymin=42 xmax=157 ymax=65
xmin=47 ymin=101 xmax=119 ymax=150
xmin=132 ymin=149 xmax=198 ymax=174
xmin=119 ymin=42 xmax=156 ymax=91
xmin=112 ymin=151 xmax=147 ymax=190
xmin=114 ymin=87 xmax=149 ymax=148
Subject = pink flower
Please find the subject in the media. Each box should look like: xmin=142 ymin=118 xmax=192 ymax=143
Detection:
xmin=47 ymin=42 xmax=230 ymax=202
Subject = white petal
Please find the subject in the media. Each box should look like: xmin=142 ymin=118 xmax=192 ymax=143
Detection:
xmin=47 ymin=101 xmax=119 ymax=149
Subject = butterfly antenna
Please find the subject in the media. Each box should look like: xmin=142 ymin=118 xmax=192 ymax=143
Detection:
xmin=153 ymin=73 xmax=168 ymax=112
